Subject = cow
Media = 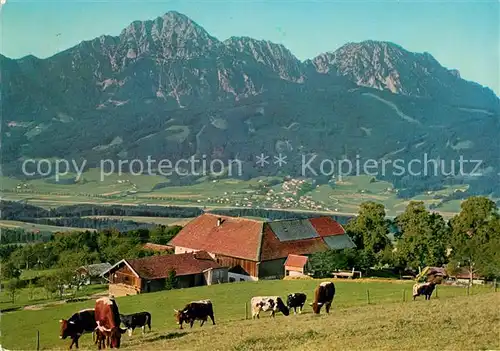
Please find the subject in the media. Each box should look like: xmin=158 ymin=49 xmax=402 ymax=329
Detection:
xmin=250 ymin=296 xmax=290 ymax=319
xmin=413 ymin=281 xmax=437 ymax=300
xmin=310 ymin=281 xmax=335 ymax=314
xmin=119 ymin=312 xmax=151 ymax=336
xmin=286 ymin=293 xmax=307 ymax=315
xmin=94 ymin=297 xmax=127 ymax=349
xmin=59 ymin=309 xmax=97 ymax=349
xmin=174 ymin=300 xmax=215 ymax=329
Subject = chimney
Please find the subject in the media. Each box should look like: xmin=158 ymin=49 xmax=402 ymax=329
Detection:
xmin=217 ymin=218 xmax=222 ymax=227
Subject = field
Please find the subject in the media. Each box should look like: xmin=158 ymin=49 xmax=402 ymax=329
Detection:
xmin=1 ymin=171 xmax=480 ymax=219
xmin=1 ymin=279 xmax=497 ymax=350
xmin=0 ymin=220 xmax=96 ymax=232
xmin=0 ymin=283 xmax=107 ymax=312
xmin=82 ymin=216 xmax=194 ymax=226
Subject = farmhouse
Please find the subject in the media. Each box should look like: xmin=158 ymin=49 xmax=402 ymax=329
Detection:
xmin=101 ymin=251 xmax=228 ymax=297
xmin=75 ymin=262 xmax=112 ymax=285
xmin=169 ymin=213 xmax=356 ymax=281
xmin=449 ymin=268 xmax=486 ymax=285
xmin=416 ymin=266 xmax=448 ymax=283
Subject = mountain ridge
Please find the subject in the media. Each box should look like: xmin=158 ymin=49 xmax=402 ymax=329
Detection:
xmin=2 ymin=11 xmax=499 ymax=199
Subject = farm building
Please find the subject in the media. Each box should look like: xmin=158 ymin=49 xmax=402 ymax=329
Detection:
xmin=142 ymin=242 xmax=174 ymax=252
xmin=284 ymin=254 xmax=311 ymax=277
xmin=75 ymin=262 xmax=112 ymax=285
xmin=101 ymin=251 xmax=228 ymax=297
xmin=416 ymin=266 xmax=448 ymax=283
xmin=169 ymin=213 xmax=356 ymax=281
xmin=449 ymin=268 xmax=486 ymax=285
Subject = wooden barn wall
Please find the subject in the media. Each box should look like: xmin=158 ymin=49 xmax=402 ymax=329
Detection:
xmin=110 ymin=265 xmax=141 ymax=290
xmin=214 ymin=254 xmax=258 ymax=277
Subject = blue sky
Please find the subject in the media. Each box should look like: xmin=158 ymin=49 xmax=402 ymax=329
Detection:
xmin=1 ymin=0 xmax=498 ymax=94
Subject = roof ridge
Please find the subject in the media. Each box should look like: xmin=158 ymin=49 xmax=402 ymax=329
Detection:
xmin=204 ymin=212 xmax=264 ymax=223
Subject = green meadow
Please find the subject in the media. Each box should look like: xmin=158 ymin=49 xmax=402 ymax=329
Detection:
xmin=1 ymin=279 xmax=495 ymax=350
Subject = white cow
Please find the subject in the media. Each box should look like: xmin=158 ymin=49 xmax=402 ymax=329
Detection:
xmin=250 ymin=296 xmax=290 ymax=319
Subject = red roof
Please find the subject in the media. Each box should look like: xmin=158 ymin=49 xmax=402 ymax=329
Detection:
xmin=309 ymin=217 xmax=345 ymax=236
xmin=123 ymin=251 xmax=222 ymax=279
xmin=169 ymin=213 xmax=350 ymax=262
xmin=260 ymin=224 xmax=329 ymax=261
xmin=284 ymin=254 xmax=309 ymax=268
xmin=169 ymin=214 xmax=263 ymax=261
xmin=143 ymin=243 xmax=173 ymax=251
xmin=453 ymin=268 xmax=485 ymax=280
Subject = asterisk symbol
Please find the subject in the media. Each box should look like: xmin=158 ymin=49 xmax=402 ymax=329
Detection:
xmin=274 ymin=153 xmax=287 ymax=167
xmin=256 ymin=153 xmax=269 ymax=167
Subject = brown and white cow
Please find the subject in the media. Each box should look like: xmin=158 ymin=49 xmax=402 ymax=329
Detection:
xmin=174 ymin=300 xmax=215 ymax=329
xmin=310 ymin=281 xmax=335 ymax=314
xmin=250 ymin=296 xmax=290 ymax=319
xmin=413 ymin=281 xmax=437 ymax=300
xmin=94 ymin=297 xmax=126 ymax=349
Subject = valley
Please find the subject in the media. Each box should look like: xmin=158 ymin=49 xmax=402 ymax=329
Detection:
xmin=1 ymin=172 xmax=474 ymax=218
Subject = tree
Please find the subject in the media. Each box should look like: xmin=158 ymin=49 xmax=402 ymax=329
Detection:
xmin=164 ymin=269 xmax=178 ymax=290
xmin=41 ymin=274 xmax=58 ymax=299
xmin=345 ymin=202 xmax=392 ymax=268
xmin=2 ymin=260 xmax=21 ymax=280
xmin=309 ymin=249 xmax=363 ymax=277
xmin=448 ymin=197 xmax=500 ymax=283
xmin=395 ymin=201 xmax=450 ymax=272
xmin=6 ymin=278 xmax=22 ymax=303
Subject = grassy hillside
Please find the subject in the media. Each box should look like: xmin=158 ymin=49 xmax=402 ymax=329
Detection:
xmin=1 ymin=279 xmax=495 ymax=350
xmin=132 ymin=293 xmax=499 ymax=351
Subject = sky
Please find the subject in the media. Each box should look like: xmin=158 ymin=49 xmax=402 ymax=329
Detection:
xmin=1 ymin=0 xmax=498 ymax=95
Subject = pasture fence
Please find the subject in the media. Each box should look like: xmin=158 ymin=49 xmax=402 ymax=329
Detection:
xmin=36 ymin=330 xmax=40 ymax=351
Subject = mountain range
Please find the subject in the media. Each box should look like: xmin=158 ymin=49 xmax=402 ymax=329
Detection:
xmin=2 ymin=11 xmax=499 ymax=198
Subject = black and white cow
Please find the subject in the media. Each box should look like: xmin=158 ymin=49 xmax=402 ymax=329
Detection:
xmin=286 ymin=293 xmax=307 ymax=315
xmin=250 ymin=296 xmax=290 ymax=319
xmin=119 ymin=312 xmax=152 ymax=336
xmin=59 ymin=309 xmax=97 ymax=349
xmin=174 ymin=300 xmax=216 ymax=329
xmin=413 ymin=281 xmax=437 ymax=300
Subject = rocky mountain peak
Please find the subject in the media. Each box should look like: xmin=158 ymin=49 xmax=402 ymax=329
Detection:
xmin=310 ymin=40 xmax=461 ymax=97
xmin=224 ymin=36 xmax=305 ymax=82
xmin=117 ymin=10 xmax=221 ymax=61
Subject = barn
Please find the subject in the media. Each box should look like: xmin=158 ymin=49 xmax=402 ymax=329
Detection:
xmin=169 ymin=213 xmax=356 ymax=281
xmin=101 ymin=251 xmax=228 ymax=297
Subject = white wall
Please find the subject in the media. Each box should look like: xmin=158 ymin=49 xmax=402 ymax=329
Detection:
xmin=288 ymin=270 xmax=306 ymax=277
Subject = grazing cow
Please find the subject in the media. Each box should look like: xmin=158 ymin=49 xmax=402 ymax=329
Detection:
xmin=174 ymin=300 xmax=215 ymax=329
xmin=251 ymin=296 xmax=290 ymax=319
xmin=286 ymin=293 xmax=307 ymax=315
xmin=119 ymin=312 xmax=151 ymax=336
xmin=59 ymin=309 xmax=97 ymax=349
xmin=310 ymin=281 xmax=335 ymax=314
xmin=413 ymin=281 xmax=437 ymax=300
xmin=94 ymin=297 xmax=127 ymax=349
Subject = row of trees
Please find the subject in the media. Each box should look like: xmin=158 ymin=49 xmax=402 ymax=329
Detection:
xmin=310 ymin=196 xmax=500 ymax=281
xmin=1 ymin=225 xmax=182 ymax=280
